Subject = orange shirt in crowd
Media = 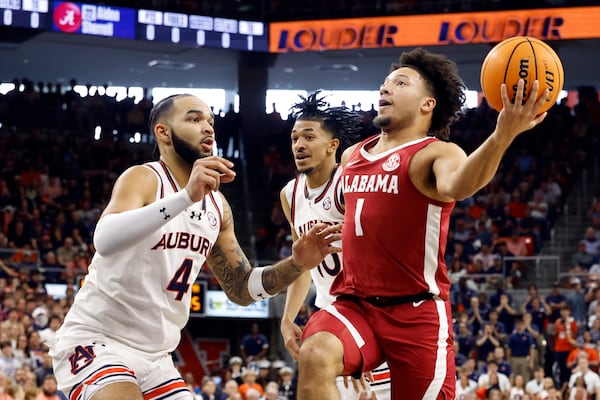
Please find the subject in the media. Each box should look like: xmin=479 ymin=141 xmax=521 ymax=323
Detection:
xmin=567 ymin=347 xmax=600 ymax=371
xmin=238 ymin=383 xmax=264 ymax=400
xmin=554 ymin=318 xmax=578 ymax=353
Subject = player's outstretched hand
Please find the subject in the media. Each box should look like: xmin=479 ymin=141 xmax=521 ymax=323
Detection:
xmin=497 ymin=79 xmax=548 ymax=141
xmin=185 ymin=156 xmax=236 ymax=202
xmin=281 ymin=319 xmax=303 ymax=360
xmin=291 ymin=223 xmax=342 ymax=271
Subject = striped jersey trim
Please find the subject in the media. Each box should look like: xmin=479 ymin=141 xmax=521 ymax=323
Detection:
xmin=69 ymin=364 xmax=136 ymax=400
xmin=144 ymin=163 xmax=165 ymax=199
xmin=143 ymin=378 xmax=189 ymax=400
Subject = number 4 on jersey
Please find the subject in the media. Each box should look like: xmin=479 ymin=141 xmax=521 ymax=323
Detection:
xmin=167 ymin=258 xmax=193 ymax=301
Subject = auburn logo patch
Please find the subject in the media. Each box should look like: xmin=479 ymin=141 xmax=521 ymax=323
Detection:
xmin=69 ymin=345 xmax=96 ymax=374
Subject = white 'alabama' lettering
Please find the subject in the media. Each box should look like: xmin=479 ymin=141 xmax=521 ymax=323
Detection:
xmin=343 ymin=174 xmax=399 ymax=194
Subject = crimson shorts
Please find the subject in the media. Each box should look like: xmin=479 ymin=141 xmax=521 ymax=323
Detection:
xmin=302 ymin=296 xmax=455 ymax=400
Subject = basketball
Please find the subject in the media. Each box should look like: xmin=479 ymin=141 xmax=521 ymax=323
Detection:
xmin=480 ymin=36 xmax=564 ymax=113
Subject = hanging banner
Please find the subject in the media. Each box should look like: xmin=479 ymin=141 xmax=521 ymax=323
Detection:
xmin=270 ymin=6 xmax=600 ymax=52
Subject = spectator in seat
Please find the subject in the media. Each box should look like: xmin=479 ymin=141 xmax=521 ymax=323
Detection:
xmin=568 ymin=277 xmax=588 ymax=329
xmin=240 ymin=323 xmax=269 ymax=366
xmin=567 ymin=353 xmax=600 ymax=399
xmin=571 ymin=240 xmax=596 ymax=270
xmin=546 ymin=282 xmax=567 ymax=323
xmin=505 ymin=229 xmax=529 ymax=257
xmin=55 ymin=237 xmax=77 ymax=268
xmin=581 ymin=227 xmax=600 ymax=259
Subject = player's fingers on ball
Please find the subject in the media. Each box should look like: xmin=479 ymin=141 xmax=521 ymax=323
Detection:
xmin=534 ymin=112 xmax=548 ymax=125
xmin=500 ymin=83 xmax=510 ymax=108
xmin=514 ymin=79 xmax=525 ymax=106
xmin=526 ymin=80 xmax=541 ymax=107
xmin=533 ymin=89 xmax=550 ymax=114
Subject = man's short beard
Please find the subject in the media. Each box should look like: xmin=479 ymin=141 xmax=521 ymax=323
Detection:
xmin=171 ymin=127 xmax=205 ymax=165
xmin=372 ymin=115 xmax=391 ymax=128
xmin=297 ymin=166 xmax=314 ymax=175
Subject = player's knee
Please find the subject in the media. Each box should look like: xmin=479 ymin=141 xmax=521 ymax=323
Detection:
xmin=298 ymin=332 xmax=343 ymax=373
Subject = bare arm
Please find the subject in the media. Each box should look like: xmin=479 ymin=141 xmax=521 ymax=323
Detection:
xmin=434 ymin=80 xmax=548 ymax=201
xmin=206 ymin=193 xmax=341 ymax=306
xmin=524 ymin=324 xmax=540 ymax=340
xmin=475 ymin=334 xmax=489 ymax=347
xmin=340 ymin=143 xmax=359 ymax=167
xmin=0 ymin=259 xmax=17 ymax=278
xmin=279 ymin=187 xmax=313 ymax=359
xmin=100 ymin=165 xmax=158 ymax=217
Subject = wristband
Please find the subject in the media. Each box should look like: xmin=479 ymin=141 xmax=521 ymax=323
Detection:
xmin=248 ymin=267 xmax=275 ymax=301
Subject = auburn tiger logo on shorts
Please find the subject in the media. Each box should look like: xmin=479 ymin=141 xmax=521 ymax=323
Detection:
xmin=69 ymin=345 xmax=96 ymax=374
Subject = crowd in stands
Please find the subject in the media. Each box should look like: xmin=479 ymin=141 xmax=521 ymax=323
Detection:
xmin=0 ymin=75 xmax=599 ymax=400
xmin=181 ymin=355 xmax=303 ymax=400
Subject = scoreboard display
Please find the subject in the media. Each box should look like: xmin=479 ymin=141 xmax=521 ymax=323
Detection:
xmin=189 ymin=281 xmax=206 ymax=317
xmin=52 ymin=1 xmax=135 ymax=38
xmin=0 ymin=1 xmax=269 ymax=52
xmin=137 ymin=9 xmax=267 ymax=52
xmin=0 ymin=0 xmax=51 ymax=29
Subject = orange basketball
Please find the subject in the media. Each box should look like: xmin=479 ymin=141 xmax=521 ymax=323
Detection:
xmin=480 ymin=36 xmax=564 ymax=113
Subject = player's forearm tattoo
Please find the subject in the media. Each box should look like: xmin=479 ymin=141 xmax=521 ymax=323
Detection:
xmin=261 ymin=259 xmax=303 ymax=295
xmin=208 ymin=241 xmax=253 ymax=305
xmin=207 ymin=198 xmax=303 ymax=305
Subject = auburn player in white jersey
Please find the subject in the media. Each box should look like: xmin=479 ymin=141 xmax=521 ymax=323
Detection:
xmin=295 ymin=49 xmax=549 ymax=400
xmin=280 ymin=91 xmax=390 ymax=400
xmin=48 ymin=94 xmax=341 ymax=400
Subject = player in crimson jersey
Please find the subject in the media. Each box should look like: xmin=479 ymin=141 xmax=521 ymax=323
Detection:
xmin=296 ymin=48 xmax=550 ymax=400
xmin=279 ymin=91 xmax=390 ymax=400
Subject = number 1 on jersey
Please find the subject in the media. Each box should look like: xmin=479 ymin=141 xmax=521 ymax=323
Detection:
xmin=354 ymin=198 xmax=364 ymax=236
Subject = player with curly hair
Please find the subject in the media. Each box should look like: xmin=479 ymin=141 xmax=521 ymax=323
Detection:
xmin=296 ymin=48 xmax=549 ymax=400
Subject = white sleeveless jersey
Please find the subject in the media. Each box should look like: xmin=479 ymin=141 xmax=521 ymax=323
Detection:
xmin=283 ymin=165 xmax=344 ymax=309
xmin=59 ymin=160 xmax=223 ymax=358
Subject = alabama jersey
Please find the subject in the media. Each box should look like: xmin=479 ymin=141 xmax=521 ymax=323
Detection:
xmin=332 ymin=135 xmax=454 ymax=300
xmin=58 ymin=160 xmax=223 ymax=357
xmin=283 ymin=165 xmax=344 ymax=309
xmin=284 ymin=165 xmax=391 ymax=400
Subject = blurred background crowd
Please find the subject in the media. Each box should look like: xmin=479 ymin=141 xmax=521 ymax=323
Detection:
xmin=0 ymin=0 xmax=600 ymax=399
